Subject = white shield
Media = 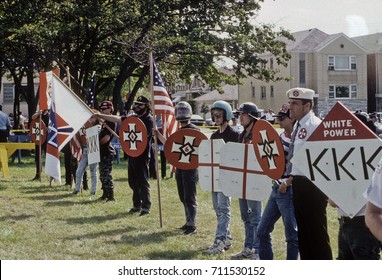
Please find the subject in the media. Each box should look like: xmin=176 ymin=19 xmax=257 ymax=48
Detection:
xmin=219 ymin=142 xmax=272 ymax=201
xmin=198 ymin=139 xmax=225 ymax=192
xmin=86 ymin=126 xmax=100 ymax=165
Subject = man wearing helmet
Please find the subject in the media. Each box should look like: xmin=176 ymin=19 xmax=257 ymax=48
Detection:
xmin=231 ymin=102 xmax=262 ymax=260
xmin=204 ymin=101 xmax=239 ymax=254
xmin=156 ymin=101 xmax=199 ymax=235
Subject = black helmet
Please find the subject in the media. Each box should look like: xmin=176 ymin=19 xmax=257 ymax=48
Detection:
xmin=236 ymin=102 xmax=259 ymax=119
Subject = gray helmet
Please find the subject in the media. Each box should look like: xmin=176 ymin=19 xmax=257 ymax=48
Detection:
xmin=175 ymin=101 xmax=192 ymax=121
xmin=237 ymin=102 xmax=259 ymax=119
xmin=211 ymin=100 xmax=233 ymax=122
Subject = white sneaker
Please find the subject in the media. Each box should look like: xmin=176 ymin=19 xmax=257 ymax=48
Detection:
xmin=231 ymin=247 xmax=254 ymax=260
xmin=204 ymin=240 xmax=226 ymax=254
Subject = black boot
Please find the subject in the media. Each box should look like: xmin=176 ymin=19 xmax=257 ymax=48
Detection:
xmin=106 ymin=188 xmax=115 ymax=202
xmin=98 ymin=188 xmax=107 ymax=201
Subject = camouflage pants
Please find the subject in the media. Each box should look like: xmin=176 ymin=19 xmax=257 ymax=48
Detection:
xmin=99 ymin=153 xmax=114 ymax=190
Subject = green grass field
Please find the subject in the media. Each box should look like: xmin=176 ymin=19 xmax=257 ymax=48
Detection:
xmin=0 ymin=153 xmax=341 ymax=260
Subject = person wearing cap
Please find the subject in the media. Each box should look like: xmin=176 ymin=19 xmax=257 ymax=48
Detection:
xmin=0 ymin=104 xmax=11 ymax=142
xmin=204 ymin=101 xmax=239 ymax=254
xmin=95 ymin=96 xmax=153 ymax=214
xmin=256 ymin=104 xmax=299 ymax=260
xmin=95 ymin=100 xmax=117 ymax=202
xmin=285 ymin=87 xmax=332 ymax=260
xmin=126 ymin=95 xmax=153 ymax=216
xmin=230 ymin=102 xmax=262 ymax=260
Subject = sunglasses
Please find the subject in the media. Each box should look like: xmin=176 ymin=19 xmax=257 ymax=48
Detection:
xmin=213 ymin=114 xmax=223 ymax=118
xmin=135 ymin=103 xmax=145 ymax=107
xmin=278 ymin=116 xmax=288 ymax=121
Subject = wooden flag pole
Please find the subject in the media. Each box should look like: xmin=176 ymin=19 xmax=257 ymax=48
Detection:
xmin=149 ymin=53 xmax=163 ymax=228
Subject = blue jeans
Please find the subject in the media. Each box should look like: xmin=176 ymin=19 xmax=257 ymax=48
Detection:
xmin=257 ymin=182 xmax=299 ymax=260
xmin=212 ymin=192 xmax=231 ymax=241
xmin=74 ymin=146 xmax=98 ymax=194
xmin=238 ymin=198 xmax=262 ymax=250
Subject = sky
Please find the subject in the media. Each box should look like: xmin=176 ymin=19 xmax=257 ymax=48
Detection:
xmin=255 ymin=0 xmax=382 ymax=37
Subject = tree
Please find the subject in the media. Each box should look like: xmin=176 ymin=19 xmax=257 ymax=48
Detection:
xmin=1 ymin=0 xmax=293 ymax=116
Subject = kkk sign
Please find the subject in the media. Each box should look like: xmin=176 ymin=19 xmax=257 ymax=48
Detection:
xmin=199 ymin=139 xmax=225 ymax=192
xmin=119 ymin=116 xmax=148 ymax=157
xmin=219 ymin=142 xmax=272 ymax=201
xmin=164 ymin=128 xmax=207 ymax=170
xmin=291 ymin=102 xmax=382 ymax=217
xmin=86 ymin=126 xmax=100 ymax=165
xmin=29 ymin=118 xmax=47 ymax=144
xmin=252 ymin=119 xmax=285 ymax=179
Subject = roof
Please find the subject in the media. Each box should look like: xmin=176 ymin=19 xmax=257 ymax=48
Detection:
xmin=352 ymin=33 xmax=382 ymax=53
xmin=193 ymin=84 xmax=238 ymax=102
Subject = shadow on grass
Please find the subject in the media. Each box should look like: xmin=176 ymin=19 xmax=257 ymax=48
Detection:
xmin=0 ymin=214 xmax=35 ymax=222
xmin=65 ymin=227 xmax=135 ymax=241
xmin=146 ymin=250 xmax=198 ymax=260
xmin=65 ymin=212 xmax=128 ymax=225
xmin=20 ymin=184 xmax=71 ymax=194
xmin=117 ymin=230 xmax=176 ymax=247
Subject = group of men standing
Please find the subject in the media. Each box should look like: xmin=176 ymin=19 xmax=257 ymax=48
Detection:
xmin=55 ymin=86 xmax=381 ymax=260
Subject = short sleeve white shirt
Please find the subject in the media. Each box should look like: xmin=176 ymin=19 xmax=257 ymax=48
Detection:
xmin=291 ymin=110 xmax=321 ymax=176
xmin=364 ymin=157 xmax=382 ymax=208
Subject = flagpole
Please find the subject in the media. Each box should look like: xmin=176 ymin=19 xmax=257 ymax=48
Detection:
xmin=38 ymin=111 xmax=42 ymax=182
xmin=150 ymin=53 xmax=163 ymax=228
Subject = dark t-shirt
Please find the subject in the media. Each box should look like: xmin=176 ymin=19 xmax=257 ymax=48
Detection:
xmin=99 ymin=120 xmax=116 ymax=157
xmin=210 ymin=125 xmax=239 ymax=143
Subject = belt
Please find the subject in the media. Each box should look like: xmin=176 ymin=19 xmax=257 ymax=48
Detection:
xmin=339 ymin=215 xmax=364 ymax=224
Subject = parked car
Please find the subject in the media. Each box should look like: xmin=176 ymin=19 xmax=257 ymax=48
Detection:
xmin=190 ymin=114 xmax=205 ymax=126
xmin=205 ymin=118 xmax=216 ymax=126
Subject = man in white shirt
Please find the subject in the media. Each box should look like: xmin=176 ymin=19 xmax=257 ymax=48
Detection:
xmin=285 ymin=87 xmax=332 ymax=260
xmin=364 ymin=158 xmax=382 ymax=242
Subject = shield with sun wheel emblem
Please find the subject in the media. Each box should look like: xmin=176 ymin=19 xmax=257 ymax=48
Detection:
xmin=119 ymin=116 xmax=148 ymax=157
xmin=252 ymin=119 xmax=285 ymax=180
xmin=29 ymin=117 xmax=47 ymax=144
xmin=164 ymin=128 xmax=207 ymax=170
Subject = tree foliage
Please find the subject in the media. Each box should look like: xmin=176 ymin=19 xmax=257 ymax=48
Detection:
xmin=0 ymin=0 xmax=293 ymax=116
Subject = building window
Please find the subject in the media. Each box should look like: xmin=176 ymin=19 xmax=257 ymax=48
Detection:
xmin=328 ymin=55 xmax=357 ymax=70
xmin=328 ymin=84 xmax=357 ymax=99
xmin=299 ymin=53 xmax=306 ymax=84
xmin=270 ymin=85 xmax=274 ymax=98
xmin=251 ymin=85 xmax=255 ymax=98
xmin=261 ymin=86 xmax=266 ymax=99
xmin=3 ymin=83 xmax=14 ymax=104
xmin=270 ymin=58 xmax=274 ymax=69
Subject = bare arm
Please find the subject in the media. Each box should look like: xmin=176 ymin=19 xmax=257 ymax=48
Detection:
xmin=154 ymin=128 xmax=166 ymax=145
xmin=365 ymin=201 xmax=382 ymax=242
xmin=94 ymin=113 xmax=122 ymax=123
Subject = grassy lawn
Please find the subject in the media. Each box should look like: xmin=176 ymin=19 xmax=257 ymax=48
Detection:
xmin=0 ymin=153 xmax=341 ymax=260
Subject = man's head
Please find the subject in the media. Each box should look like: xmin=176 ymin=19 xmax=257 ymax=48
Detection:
xmin=274 ymin=104 xmax=295 ymax=130
xmin=99 ymin=100 xmax=114 ymax=114
xmin=286 ymin=87 xmax=314 ymax=121
xmin=236 ymin=102 xmax=259 ymax=129
xmin=133 ymin=95 xmax=151 ymax=115
xmin=175 ymin=101 xmax=192 ymax=124
xmin=211 ymin=100 xmax=233 ymax=126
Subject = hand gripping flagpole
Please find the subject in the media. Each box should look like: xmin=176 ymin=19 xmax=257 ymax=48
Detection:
xmin=150 ymin=53 xmax=163 ymax=228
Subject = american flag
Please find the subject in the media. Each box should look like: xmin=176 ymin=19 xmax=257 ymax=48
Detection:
xmin=86 ymin=72 xmax=96 ymax=108
xmin=153 ymin=60 xmax=177 ymax=138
